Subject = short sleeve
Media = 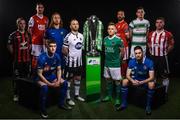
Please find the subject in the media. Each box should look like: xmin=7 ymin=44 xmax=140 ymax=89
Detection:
xmin=128 ymin=59 xmax=134 ymax=69
xmin=117 ymin=38 xmax=124 ymax=48
xmin=148 ymin=60 xmax=154 ymax=71
xmin=129 ymin=21 xmax=134 ymax=29
xmin=56 ymin=54 xmax=61 ymax=67
xmin=28 ymin=17 xmax=34 ymax=28
xmin=63 ymin=34 xmax=70 ymax=47
xmin=124 ymin=23 xmax=129 ymax=33
xmin=37 ymin=56 xmax=44 ymax=70
xmin=167 ymin=32 xmax=174 ymax=45
xmin=8 ymin=33 xmax=14 ymax=45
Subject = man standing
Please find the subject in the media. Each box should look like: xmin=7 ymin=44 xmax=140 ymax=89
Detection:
xmin=129 ymin=7 xmax=150 ymax=58
xmin=28 ymin=2 xmax=49 ymax=73
xmin=148 ymin=17 xmax=174 ymax=98
xmin=37 ymin=40 xmax=72 ymax=118
xmin=7 ymin=17 xmax=31 ymax=102
xmin=116 ymin=10 xmax=130 ymax=78
xmin=45 ymin=12 xmax=68 ymax=72
xmin=62 ymin=19 xmax=85 ymax=106
xmin=119 ymin=46 xmax=155 ymax=115
xmin=101 ymin=22 xmax=124 ymax=110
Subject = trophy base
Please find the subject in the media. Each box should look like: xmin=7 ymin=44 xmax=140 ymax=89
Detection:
xmin=86 ymin=51 xmax=100 ymax=56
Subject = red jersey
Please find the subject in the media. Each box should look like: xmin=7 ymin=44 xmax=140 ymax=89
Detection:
xmin=148 ymin=30 xmax=174 ymax=56
xmin=115 ymin=20 xmax=129 ymax=47
xmin=28 ymin=15 xmax=48 ymax=45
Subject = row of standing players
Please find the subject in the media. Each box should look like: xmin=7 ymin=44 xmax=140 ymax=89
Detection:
xmin=7 ymin=2 xmax=174 ymax=118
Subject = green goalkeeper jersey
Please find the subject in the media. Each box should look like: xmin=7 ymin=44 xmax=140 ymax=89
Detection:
xmin=104 ymin=35 xmax=124 ymax=68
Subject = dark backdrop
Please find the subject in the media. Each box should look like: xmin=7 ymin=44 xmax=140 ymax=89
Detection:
xmin=0 ymin=0 xmax=180 ymax=77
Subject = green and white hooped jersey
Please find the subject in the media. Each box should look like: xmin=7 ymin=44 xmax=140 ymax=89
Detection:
xmin=129 ymin=18 xmax=150 ymax=46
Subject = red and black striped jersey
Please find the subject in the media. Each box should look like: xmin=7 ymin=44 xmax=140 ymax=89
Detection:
xmin=8 ymin=30 xmax=31 ymax=63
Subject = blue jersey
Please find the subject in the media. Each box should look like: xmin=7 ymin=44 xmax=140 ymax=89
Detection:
xmin=37 ymin=52 xmax=61 ymax=81
xmin=128 ymin=57 xmax=154 ymax=81
xmin=45 ymin=28 xmax=67 ymax=59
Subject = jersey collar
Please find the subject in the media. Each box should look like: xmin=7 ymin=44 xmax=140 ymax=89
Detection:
xmin=46 ymin=52 xmax=54 ymax=58
xmin=118 ymin=19 xmax=124 ymax=24
xmin=108 ymin=35 xmax=116 ymax=40
xmin=136 ymin=56 xmax=146 ymax=64
xmin=155 ymin=29 xmax=164 ymax=34
xmin=36 ymin=14 xmax=44 ymax=19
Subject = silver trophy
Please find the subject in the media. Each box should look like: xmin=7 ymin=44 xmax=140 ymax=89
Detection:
xmin=86 ymin=15 xmax=100 ymax=56
xmin=87 ymin=38 xmax=99 ymax=56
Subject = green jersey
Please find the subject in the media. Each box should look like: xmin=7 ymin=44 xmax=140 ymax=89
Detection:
xmin=104 ymin=35 xmax=124 ymax=67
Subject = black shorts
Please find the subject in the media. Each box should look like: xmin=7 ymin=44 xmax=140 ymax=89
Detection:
xmin=151 ymin=55 xmax=169 ymax=79
xmin=64 ymin=66 xmax=82 ymax=80
xmin=13 ymin=62 xmax=30 ymax=78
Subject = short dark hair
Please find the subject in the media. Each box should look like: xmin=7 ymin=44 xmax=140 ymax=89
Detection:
xmin=117 ymin=9 xmax=124 ymax=13
xmin=156 ymin=17 xmax=165 ymax=22
xmin=70 ymin=18 xmax=78 ymax=25
xmin=137 ymin=6 xmax=144 ymax=11
xmin=36 ymin=2 xmax=44 ymax=6
xmin=134 ymin=46 xmax=143 ymax=52
xmin=47 ymin=39 xmax=56 ymax=45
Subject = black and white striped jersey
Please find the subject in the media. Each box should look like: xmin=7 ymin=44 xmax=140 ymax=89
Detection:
xmin=63 ymin=32 xmax=84 ymax=67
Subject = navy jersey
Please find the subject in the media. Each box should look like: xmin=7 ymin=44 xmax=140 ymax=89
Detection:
xmin=37 ymin=52 xmax=61 ymax=79
xmin=128 ymin=57 xmax=154 ymax=81
xmin=45 ymin=28 xmax=67 ymax=59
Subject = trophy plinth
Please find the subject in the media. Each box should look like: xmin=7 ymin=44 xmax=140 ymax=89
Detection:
xmin=87 ymin=39 xmax=100 ymax=56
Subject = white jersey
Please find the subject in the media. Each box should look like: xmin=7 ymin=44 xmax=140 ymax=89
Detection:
xmin=63 ymin=32 xmax=84 ymax=67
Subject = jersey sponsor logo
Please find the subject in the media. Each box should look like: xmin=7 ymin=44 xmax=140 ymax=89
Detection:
xmin=60 ymin=31 xmax=64 ymax=35
xmin=20 ymin=41 xmax=28 ymax=50
xmin=16 ymin=36 xmax=21 ymax=39
xmin=143 ymin=65 xmax=147 ymax=70
xmin=50 ymin=66 xmax=56 ymax=70
xmin=105 ymin=47 xmax=114 ymax=53
xmin=75 ymin=42 xmax=82 ymax=50
xmin=38 ymin=24 xmax=45 ymax=31
xmin=44 ymin=64 xmax=50 ymax=71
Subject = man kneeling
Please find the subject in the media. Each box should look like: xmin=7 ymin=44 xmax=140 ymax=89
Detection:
xmin=118 ymin=46 xmax=155 ymax=115
xmin=36 ymin=39 xmax=72 ymax=118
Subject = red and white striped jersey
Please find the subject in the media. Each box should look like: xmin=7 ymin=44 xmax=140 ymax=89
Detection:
xmin=148 ymin=30 xmax=174 ymax=56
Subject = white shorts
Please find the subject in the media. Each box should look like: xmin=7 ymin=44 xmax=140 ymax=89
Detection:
xmin=31 ymin=44 xmax=44 ymax=56
xmin=130 ymin=45 xmax=146 ymax=58
xmin=104 ymin=67 xmax=122 ymax=80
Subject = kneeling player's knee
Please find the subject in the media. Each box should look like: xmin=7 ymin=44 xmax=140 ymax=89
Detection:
xmin=122 ymin=79 xmax=129 ymax=86
xmin=148 ymin=82 xmax=155 ymax=89
xmin=62 ymin=80 xmax=68 ymax=88
xmin=41 ymin=85 xmax=48 ymax=93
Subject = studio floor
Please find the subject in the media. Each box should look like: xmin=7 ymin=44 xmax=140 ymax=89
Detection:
xmin=0 ymin=76 xmax=180 ymax=119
